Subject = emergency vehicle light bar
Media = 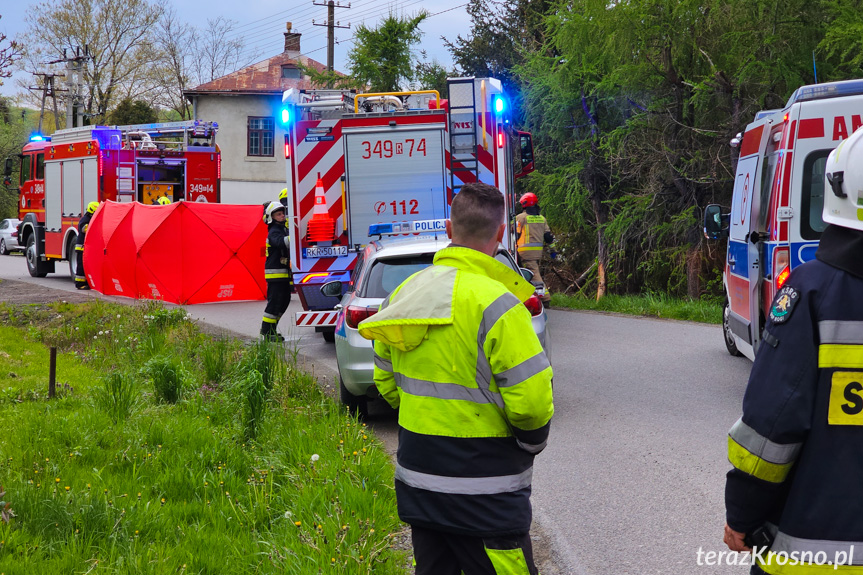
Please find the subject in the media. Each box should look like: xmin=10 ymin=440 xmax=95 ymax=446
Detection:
xmin=787 ymin=79 xmax=863 ymax=107
xmin=368 ymin=219 xmax=447 ymax=236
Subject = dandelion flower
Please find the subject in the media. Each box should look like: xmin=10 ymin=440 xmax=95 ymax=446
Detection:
xmin=65 ymin=486 xmax=70 ymax=491
xmin=55 ymin=478 xmax=60 ymax=483
xmin=310 ymin=454 xmax=320 ymax=462
xmin=284 ymin=511 xmax=292 ymax=519
xmin=161 ymin=498 xmax=165 ymax=505
xmin=294 ymin=521 xmax=301 ymax=527
xmin=352 ymin=451 xmax=357 ymax=456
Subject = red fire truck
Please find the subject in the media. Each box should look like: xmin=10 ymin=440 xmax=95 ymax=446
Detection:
xmin=281 ymin=77 xmax=534 ymax=339
xmin=6 ymin=120 xmax=220 ymax=279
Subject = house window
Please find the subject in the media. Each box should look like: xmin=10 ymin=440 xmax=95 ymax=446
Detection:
xmin=281 ymin=66 xmax=301 ymax=79
xmin=247 ymin=117 xmax=274 ymax=157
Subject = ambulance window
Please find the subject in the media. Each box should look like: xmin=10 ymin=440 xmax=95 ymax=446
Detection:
xmin=800 ymin=150 xmax=830 ymax=240
xmin=759 ymin=149 xmax=779 ymax=229
xmin=35 ymin=154 xmax=45 ymax=179
xmin=19 ymin=154 xmax=31 ymax=186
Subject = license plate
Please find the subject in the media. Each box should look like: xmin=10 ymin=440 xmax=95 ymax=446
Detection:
xmin=304 ymin=246 xmax=348 ymax=258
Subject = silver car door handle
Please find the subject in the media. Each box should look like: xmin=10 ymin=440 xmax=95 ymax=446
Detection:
xmin=728 ymin=256 xmax=736 ymax=265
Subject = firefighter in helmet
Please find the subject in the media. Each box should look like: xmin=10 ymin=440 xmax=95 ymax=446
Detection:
xmin=278 ymin=188 xmax=288 ymax=207
xmin=261 ymin=201 xmax=292 ymax=340
xmin=723 ymin=127 xmax=863 ymax=572
xmin=514 ymin=192 xmax=554 ymax=306
xmin=156 ymin=195 xmax=171 ymax=205
xmin=74 ymin=201 xmax=100 ymax=290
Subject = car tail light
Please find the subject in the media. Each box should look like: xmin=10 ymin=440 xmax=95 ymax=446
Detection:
xmin=524 ymin=295 xmax=543 ymax=317
xmin=345 ymin=305 xmax=377 ymax=329
xmin=773 ymin=246 xmax=790 ymax=290
xmin=11 ymin=231 xmax=17 ymax=238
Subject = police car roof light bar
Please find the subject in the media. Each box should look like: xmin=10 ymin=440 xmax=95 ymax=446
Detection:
xmin=368 ymin=219 xmax=448 ymax=237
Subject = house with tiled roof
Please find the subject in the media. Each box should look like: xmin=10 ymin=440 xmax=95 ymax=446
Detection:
xmin=184 ymin=24 xmax=334 ymax=205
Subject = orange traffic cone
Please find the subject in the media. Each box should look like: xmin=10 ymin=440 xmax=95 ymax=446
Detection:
xmin=306 ymin=173 xmax=335 ymax=243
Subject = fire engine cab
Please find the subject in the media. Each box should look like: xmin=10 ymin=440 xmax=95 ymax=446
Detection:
xmin=281 ymin=77 xmax=535 ymax=339
xmin=5 ymin=120 xmax=220 ymax=280
xmin=705 ymin=79 xmax=863 ymax=360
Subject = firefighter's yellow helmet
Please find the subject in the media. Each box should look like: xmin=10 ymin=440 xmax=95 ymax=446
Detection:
xmin=278 ymin=188 xmax=288 ymax=200
xmin=157 ymin=196 xmax=171 ymax=205
xmin=264 ymin=201 xmax=286 ymax=224
xmin=86 ymin=201 xmax=99 ymax=214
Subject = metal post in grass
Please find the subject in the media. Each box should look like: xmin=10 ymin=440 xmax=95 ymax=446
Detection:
xmin=48 ymin=346 xmax=57 ymax=399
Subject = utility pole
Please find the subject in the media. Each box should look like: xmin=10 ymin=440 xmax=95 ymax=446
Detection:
xmin=28 ymin=73 xmax=64 ymax=133
xmin=313 ymin=0 xmax=350 ymax=85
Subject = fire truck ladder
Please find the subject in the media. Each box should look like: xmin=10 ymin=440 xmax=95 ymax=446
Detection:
xmin=447 ymin=78 xmax=480 ymax=195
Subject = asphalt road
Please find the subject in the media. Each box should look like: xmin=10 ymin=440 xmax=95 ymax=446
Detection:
xmin=0 ymin=252 xmax=754 ymax=574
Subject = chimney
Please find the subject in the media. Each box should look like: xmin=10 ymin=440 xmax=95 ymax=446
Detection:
xmin=284 ymin=22 xmax=301 ymax=55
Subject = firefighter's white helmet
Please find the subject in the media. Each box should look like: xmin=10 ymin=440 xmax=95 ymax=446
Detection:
xmin=824 ymin=127 xmax=863 ymax=231
xmin=264 ymin=201 xmax=286 ymax=224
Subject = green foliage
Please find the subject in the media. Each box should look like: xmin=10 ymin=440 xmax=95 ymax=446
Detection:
xmin=200 ymin=338 xmax=231 ymax=386
xmin=145 ymin=356 xmax=185 ymax=404
xmin=0 ymin=301 xmax=408 ymax=573
xmin=95 ymin=372 xmax=137 ymax=423
xmin=349 ymin=12 xmax=428 ymax=91
xmin=108 ymin=98 xmax=158 ymax=125
xmin=0 ymin=102 xmax=36 ymax=220
xmin=505 ymin=0 xmax=863 ymax=299
xmin=413 ymin=53 xmax=452 ymax=97
xmin=551 ymin=292 xmax=722 ymax=324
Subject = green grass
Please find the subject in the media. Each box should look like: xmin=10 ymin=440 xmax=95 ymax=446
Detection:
xmin=0 ymin=300 xmax=408 ymax=574
xmin=550 ymin=292 xmax=722 ymax=324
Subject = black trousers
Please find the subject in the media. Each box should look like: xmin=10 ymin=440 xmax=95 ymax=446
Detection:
xmin=261 ymin=281 xmax=291 ymax=335
xmin=411 ymin=525 xmax=538 ymax=575
xmin=74 ymin=248 xmax=89 ymax=289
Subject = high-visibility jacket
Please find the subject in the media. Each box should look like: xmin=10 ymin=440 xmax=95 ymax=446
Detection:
xmin=359 ymin=246 xmax=554 ymax=537
xmin=726 ymin=224 xmax=863 ymax=573
xmin=264 ymin=221 xmax=292 ymax=283
xmin=515 ymin=211 xmax=551 ymax=258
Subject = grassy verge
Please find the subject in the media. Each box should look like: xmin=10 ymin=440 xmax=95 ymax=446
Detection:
xmin=550 ymin=292 xmax=722 ymax=324
xmin=0 ymin=300 xmax=407 ymax=574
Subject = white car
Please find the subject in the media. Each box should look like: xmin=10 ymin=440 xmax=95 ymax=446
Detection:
xmin=322 ymin=235 xmax=550 ymax=416
xmin=0 ymin=219 xmax=23 ymax=255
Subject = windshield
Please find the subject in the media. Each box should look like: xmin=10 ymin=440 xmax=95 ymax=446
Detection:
xmin=361 ymin=254 xmax=435 ymax=298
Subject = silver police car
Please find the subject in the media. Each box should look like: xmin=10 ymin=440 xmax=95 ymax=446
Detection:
xmin=322 ymin=235 xmax=551 ymax=416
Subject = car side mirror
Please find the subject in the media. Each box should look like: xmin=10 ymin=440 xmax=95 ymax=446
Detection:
xmin=3 ymin=158 xmax=12 ymax=177
xmin=519 ymin=267 xmax=535 ymax=283
xmin=703 ymin=204 xmax=729 ymax=240
xmin=320 ymin=280 xmax=343 ymax=298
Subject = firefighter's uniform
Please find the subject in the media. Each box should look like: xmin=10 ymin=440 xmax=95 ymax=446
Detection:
xmin=74 ymin=211 xmax=93 ymax=290
xmin=725 ymin=225 xmax=863 ymax=573
xmin=515 ymin=209 xmax=553 ymax=304
xmin=261 ymin=204 xmax=292 ymax=339
xmin=359 ymin=246 xmax=554 ymax=575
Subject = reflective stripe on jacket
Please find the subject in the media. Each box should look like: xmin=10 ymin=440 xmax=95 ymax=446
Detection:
xmin=264 ymin=221 xmax=292 ymax=282
xmin=359 ymin=246 xmax=554 ymax=537
xmin=515 ymin=212 xmax=549 ymax=255
xmin=725 ymin=225 xmax=863 ymax=573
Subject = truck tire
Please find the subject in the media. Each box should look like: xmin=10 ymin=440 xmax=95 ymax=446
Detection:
xmin=723 ymin=300 xmax=743 ymax=357
xmin=339 ymin=377 xmax=368 ymax=418
xmin=67 ymin=237 xmax=78 ymax=281
xmin=25 ymin=235 xmax=47 ymax=278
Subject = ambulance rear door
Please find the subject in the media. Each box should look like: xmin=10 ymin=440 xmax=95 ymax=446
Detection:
xmin=727 ymin=118 xmax=771 ymax=360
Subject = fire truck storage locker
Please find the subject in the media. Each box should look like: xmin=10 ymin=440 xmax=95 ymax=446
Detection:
xmin=343 ymin=125 xmax=447 ymax=247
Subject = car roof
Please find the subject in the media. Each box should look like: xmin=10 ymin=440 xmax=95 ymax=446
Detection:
xmin=369 ymin=235 xmax=451 ymax=259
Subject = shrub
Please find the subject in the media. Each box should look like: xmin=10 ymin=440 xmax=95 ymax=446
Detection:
xmin=145 ymin=356 xmax=185 ymax=404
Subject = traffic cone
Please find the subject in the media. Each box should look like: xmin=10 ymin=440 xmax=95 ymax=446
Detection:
xmin=306 ymin=173 xmax=335 ymax=243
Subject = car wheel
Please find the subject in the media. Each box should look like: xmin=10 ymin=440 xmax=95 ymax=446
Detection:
xmin=26 ymin=235 xmax=47 ymax=278
xmin=322 ymin=329 xmax=335 ymax=343
xmin=339 ymin=376 xmax=368 ymax=418
xmin=0 ymin=239 xmax=7 ymax=255
xmin=723 ymin=300 xmax=742 ymax=357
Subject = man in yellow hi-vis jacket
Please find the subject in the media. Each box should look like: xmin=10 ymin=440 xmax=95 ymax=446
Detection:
xmin=515 ymin=192 xmax=554 ymax=305
xmin=358 ymin=182 xmax=554 ymax=575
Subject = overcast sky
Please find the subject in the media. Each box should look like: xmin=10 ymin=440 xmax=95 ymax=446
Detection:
xmin=0 ymin=0 xmax=472 ymax=100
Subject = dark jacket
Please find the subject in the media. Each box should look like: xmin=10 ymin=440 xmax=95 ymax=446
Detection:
xmin=76 ymin=212 xmax=92 ymax=249
xmin=264 ymin=221 xmax=292 ymax=283
xmin=726 ymin=224 xmax=863 ymax=569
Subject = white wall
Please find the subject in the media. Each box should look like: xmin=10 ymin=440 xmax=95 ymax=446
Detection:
xmin=221 ymin=180 xmax=284 ymax=206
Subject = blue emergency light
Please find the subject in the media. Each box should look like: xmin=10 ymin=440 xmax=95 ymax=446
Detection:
xmin=493 ymin=96 xmax=506 ymax=115
xmin=29 ymin=134 xmax=45 ymax=142
xmin=280 ymin=106 xmax=293 ymax=126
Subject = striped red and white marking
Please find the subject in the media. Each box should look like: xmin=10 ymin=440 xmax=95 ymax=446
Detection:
xmin=295 ymin=310 xmax=339 ymax=327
